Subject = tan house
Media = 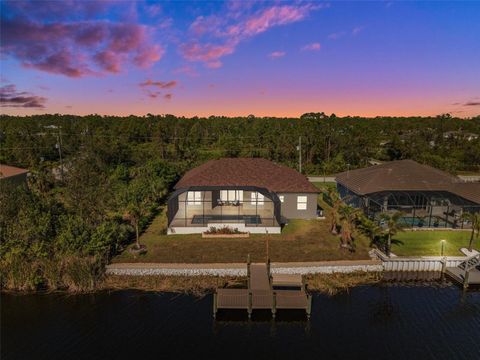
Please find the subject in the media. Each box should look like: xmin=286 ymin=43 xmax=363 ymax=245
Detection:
xmin=167 ymin=158 xmax=320 ymax=234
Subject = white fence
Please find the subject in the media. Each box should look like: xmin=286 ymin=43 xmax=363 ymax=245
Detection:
xmin=371 ymin=249 xmax=465 ymax=272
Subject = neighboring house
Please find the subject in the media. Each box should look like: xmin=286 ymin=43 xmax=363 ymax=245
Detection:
xmin=167 ymin=158 xmax=320 ymax=234
xmin=0 ymin=164 xmax=29 ymax=185
xmin=336 ymin=160 xmax=480 ymax=229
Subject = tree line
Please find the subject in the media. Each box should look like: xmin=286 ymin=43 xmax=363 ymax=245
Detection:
xmin=1 ymin=113 xmax=479 ymax=291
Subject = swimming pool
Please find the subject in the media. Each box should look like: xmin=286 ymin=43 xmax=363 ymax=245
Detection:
xmin=398 ymin=216 xmax=454 ymax=228
xmin=191 ymin=214 xmax=262 ymax=225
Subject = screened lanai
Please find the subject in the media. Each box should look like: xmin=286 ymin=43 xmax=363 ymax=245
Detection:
xmin=167 ymin=186 xmax=282 ymax=231
xmin=337 ymin=184 xmax=480 ymax=229
xmin=336 ymin=160 xmax=480 ymax=229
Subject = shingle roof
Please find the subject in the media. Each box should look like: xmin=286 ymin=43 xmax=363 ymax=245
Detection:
xmin=0 ymin=164 xmax=29 ymax=179
xmin=450 ymin=183 xmax=480 ymax=204
xmin=336 ymin=159 xmax=480 ymax=204
xmin=175 ymin=158 xmax=319 ymax=193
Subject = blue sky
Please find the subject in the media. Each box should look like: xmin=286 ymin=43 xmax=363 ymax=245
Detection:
xmin=1 ymin=1 xmax=479 ymax=117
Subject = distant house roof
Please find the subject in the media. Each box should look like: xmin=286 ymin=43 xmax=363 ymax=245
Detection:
xmin=175 ymin=158 xmax=319 ymax=193
xmin=336 ymin=159 xmax=480 ymax=204
xmin=0 ymin=164 xmax=29 ymax=179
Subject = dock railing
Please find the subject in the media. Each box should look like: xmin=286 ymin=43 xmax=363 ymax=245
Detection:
xmin=371 ymin=249 xmax=465 ymax=272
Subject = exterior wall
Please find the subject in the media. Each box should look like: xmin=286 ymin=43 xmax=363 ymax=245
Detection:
xmin=277 ymin=192 xmax=318 ymax=222
xmin=168 ymin=223 xmax=281 ymax=235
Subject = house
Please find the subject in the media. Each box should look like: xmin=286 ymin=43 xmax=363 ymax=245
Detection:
xmin=336 ymin=160 xmax=480 ymax=229
xmin=0 ymin=164 xmax=29 ymax=185
xmin=167 ymin=158 xmax=320 ymax=234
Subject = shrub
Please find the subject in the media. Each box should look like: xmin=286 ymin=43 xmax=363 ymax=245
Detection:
xmin=204 ymin=226 xmax=246 ymax=235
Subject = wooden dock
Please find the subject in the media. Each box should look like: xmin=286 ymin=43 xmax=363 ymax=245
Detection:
xmin=213 ymin=258 xmax=312 ymax=319
xmin=445 ymin=253 xmax=480 ymax=289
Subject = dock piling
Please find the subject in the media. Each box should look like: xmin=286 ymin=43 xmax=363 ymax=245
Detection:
xmin=272 ymin=292 xmax=277 ymax=319
xmin=306 ymin=294 xmax=312 ymax=320
xmin=248 ymin=291 xmax=253 ymax=319
xmin=213 ymin=292 xmax=217 ymax=319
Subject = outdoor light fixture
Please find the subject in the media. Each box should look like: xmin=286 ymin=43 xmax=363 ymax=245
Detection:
xmin=441 ymin=239 xmax=446 ymax=256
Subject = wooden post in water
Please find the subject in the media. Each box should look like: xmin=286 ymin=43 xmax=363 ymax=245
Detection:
xmin=248 ymin=292 xmax=253 ymax=319
xmin=306 ymin=294 xmax=312 ymax=320
xmin=213 ymin=292 xmax=218 ymax=319
xmin=463 ymin=270 xmax=470 ymax=290
xmin=272 ymin=292 xmax=277 ymax=319
xmin=247 ymin=254 xmax=251 ymax=289
xmin=441 ymin=257 xmax=447 ymax=280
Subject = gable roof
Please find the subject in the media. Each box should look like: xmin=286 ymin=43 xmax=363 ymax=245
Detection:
xmin=336 ymin=159 xmax=480 ymax=204
xmin=175 ymin=158 xmax=319 ymax=193
xmin=0 ymin=164 xmax=29 ymax=179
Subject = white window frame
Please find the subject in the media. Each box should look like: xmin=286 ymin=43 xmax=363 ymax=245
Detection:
xmin=297 ymin=195 xmax=307 ymax=210
xmin=187 ymin=191 xmax=202 ymax=205
xmin=220 ymin=190 xmax=243 ymax=202
xmin=251 ymin=192 xmax=264 ymax=206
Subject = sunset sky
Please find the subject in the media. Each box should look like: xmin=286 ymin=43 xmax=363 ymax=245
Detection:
xmin=1 ymin=0 xmax=479 ymax=118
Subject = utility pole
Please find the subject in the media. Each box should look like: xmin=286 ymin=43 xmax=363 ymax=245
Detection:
xmin=55 ymin=127 xmax=64 ymax=181
xmin=45 ymin=124 xmax=64 ymax=181
xmin=297 ymin=136 xmax=302 ymax=173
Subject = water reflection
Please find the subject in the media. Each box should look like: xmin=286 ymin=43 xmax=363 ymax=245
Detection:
xmin=2 ymin=285 xmax=480 ymax=360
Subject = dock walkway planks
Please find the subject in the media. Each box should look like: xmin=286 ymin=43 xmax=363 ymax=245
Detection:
xmin=214 ymin=260 xmax=312 ymax=319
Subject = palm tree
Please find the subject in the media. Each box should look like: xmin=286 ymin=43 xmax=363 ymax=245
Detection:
xmin=327 ymin=188 xmax=342 ymax=235
xmin=358 ymin=215 xmax=383 ymax=248
xmin=460 ymin=212 xmax=480 ymax=251
xmin=380 ymin=211 xmax=404 ymax=256
xmin=338 ymin=205 xmax=361 ymax=248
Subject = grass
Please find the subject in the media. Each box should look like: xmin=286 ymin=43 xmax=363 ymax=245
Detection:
xmin=391 ymin=230 xmax=478 ymax=256
xmin=112 ymin=206 xmax=371 ymax=263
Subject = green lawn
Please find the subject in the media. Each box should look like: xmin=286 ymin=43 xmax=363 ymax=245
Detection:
xmin=392 ymin=230 xmax=477 ymax=256
xmin=113 ymin=207 xmax=371 ymax=263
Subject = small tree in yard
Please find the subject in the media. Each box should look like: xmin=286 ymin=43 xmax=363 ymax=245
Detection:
xmin=327 ymin=188 xmax=343 ymax=235
xmin=338 ymin=205 xmax=361 ymax=249
xmin=121 ymin=168 xmax=167 ymax=250
xmin=380 ymin=211 xmax=404 ymax=256
xmin=358 ymin=215 xmax=383 ymax=248
xmin=124 ymin=203 xmax=145 ymax=249
xmin=460 ymin=212 xmax=480 ymax=251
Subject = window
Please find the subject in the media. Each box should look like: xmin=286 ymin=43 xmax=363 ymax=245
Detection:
xmin=220 ymin=190 xmax=243 ymax=202
xmin=251 ymin=192 xmax=264 ymax=206
xmin=279 ymin=195 xmax=284 ymax=203
xmin=187 ymin=191 xmax=202 ymax=205
xmin=297 ymin=195 xmax=307 ymax=210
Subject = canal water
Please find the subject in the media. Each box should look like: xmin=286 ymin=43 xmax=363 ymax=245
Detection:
xmin=2 ymin=285 xmax=479 ymax=360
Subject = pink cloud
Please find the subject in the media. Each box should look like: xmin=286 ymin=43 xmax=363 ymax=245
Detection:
xmin=139 ymin=79 xmax=177 ymax=100
xmin=0 ymin=10 xmax=164 ymax=77
xmin=0 ymin=84 xmax=47 ymax=109
xmin=139 ymin=80 xmax=178 ymax=89
xmin=181 ymin=3 xmax=323 ymax=68
xmin=269 ymin=51 xmax=286 ymax=59
xmin=301 ymin=43 xmax=321 ymax=51
xmin=242 ymin=5 xmax=313 ymax=37
xmin=180 ymin=42 xmax=236 ymax=67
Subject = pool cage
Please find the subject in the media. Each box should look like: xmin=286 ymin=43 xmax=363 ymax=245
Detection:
xmin=337 ymin=183 xmax=480 ymax=229
xmin=167 ymin=186 xmax=282 ymax=229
